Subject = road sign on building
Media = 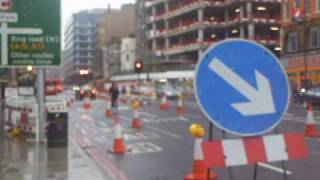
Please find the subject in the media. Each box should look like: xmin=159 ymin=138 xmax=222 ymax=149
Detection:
xmin=0 ymin=0 xmax=61 ymax=67
xmin=194 ymin=39 xmax=290 ymax=136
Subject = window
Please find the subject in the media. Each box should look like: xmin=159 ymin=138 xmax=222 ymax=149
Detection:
xmin=318 ymin=0 xmax=320 ymax=11
xmin=283 ymin=0 xmax=289 ymax=20
xmin=309 ymin=27 xmax=320 ymax=48
xmin=304 ymin=0 xmax=310 ymax=14
xmin=295 ymin=0 xmax=300 ymax=8
xmin=287 ymin=32 xmax=298 ymax=52
xmin=126 ymin=54 xmax=130 ymax=61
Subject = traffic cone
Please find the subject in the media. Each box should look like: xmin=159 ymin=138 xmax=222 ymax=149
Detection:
xmin=132 ymin=107 xmax=142 ymax=129
xmin=304 ymin=103 xmax=318 ymax=137
xmin=83 ymin=97 xmax=92 ymax=110
xmin=185 ymin=124 xmax=217 ymax=180
xmin=105 ymin=97 xmax=113 ymax=117
xmin=160 ymin=94 xmax=169 ymax=111
xmin=109 ymin=115 xmax=127 ymax=154
xmin=176 ymin=92 xmax=185 ymax=115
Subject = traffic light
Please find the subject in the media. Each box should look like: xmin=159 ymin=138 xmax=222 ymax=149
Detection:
xmin=134 ymin=60 xmax=143 ymax=73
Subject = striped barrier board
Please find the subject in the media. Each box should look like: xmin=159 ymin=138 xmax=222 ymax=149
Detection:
xmin=202 ymin=133 xmax=308 ymax=168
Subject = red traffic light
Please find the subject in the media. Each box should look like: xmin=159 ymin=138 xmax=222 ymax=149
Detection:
xmin=134 ymin=61 xmax=143 ymax=73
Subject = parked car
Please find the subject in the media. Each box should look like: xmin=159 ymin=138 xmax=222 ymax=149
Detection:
xmin=156 ymin=85 xmax=179 ymax=99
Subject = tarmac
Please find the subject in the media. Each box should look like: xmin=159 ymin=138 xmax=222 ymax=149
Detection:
xmin=0 ymin=100 xmax=110 ymax=180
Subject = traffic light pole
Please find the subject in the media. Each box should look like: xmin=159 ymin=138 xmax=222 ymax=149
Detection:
xmin=138 ymin=72 xmax=141 ymax=99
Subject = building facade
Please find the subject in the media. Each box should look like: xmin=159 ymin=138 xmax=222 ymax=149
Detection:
xmin=120 ymin=37 xmax=137 ymax=73
xmin=281 ymin=0 xmax=320 ymax=87
xmin=103 ymin=38 xmax=121 ymax=78
xmin=94 ymin=4 xmax=136 ymax=80
xmin=138 ymin=0 xmax=281 ymax=74
xmin=63 ymin=9 xmax=105 ymax=85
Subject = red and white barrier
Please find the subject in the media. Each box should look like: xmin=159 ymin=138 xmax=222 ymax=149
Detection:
xmin=202 ymin=133 xmax=307 ymax=168
xmin=304 ymin=103 xmax=318 ymax=137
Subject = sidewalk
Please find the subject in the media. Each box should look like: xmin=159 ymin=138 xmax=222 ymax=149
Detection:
xmin=0 ymin=101 xmax=110 ymax=180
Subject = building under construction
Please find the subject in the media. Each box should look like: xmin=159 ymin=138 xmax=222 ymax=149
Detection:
xmin=139 ymin=0 xmax=281 ymax=75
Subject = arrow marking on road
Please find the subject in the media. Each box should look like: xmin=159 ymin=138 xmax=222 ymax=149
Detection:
xmin=208 ymin=58 xmax=276 ymax=116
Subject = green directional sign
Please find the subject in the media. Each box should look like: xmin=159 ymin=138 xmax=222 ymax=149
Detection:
xmin=0 ymin=0 xmax=61 ymax=67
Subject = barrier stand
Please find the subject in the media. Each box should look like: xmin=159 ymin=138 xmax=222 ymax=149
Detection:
xmin=185 ymin=124 xmax=217 ymax=180
xmin=105 ymin=97 xmax=113 ymax=117
xmin=131 ymin=99 xmax=142 ymax=129
xmin=160 ymin=94 xmax=169 ymax=111
xmin=109 ymin=112 xmax=127 ymax=154
xmin=176 ymin=92 xmax=186 ymax=115
xmin=304 ymin=102 xmax=318 ymax=137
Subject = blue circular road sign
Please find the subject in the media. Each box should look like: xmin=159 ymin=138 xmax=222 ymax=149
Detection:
xmin=194 ymin=39 xmax=290 ymax=136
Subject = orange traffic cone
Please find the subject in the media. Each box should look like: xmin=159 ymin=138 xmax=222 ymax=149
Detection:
xmin=176 ymin=92 xmax=185 ymax=115
xmin=105 ymin=97 xmax=113 ymax=117
xmin=304 ymin=103 xmax=318 ymax=137
xmin=132 ymin=108 xmax=142 ymax=129
xmin=109 ymin=115 xmax=127 ymax=154
xmin=160 ymin=94 xmax=169 ymax=111
xmin=82 ymin=97 xmax=92 ymax=110
xmin=185 ymin=124 xmax=217 ymax=180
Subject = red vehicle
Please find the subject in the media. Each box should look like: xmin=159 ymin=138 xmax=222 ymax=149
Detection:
xmin=46 ymin=79 xmax=63 ymax=95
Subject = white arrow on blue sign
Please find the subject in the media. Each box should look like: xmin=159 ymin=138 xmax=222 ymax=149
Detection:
xmin=194 ymin=39 xmax=290 ymax=136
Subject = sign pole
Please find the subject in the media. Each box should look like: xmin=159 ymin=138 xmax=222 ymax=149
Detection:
xmin=36 ymin=68 xmax=45 ymax=143
xmin=138 ymin=72 xmax=141 ymax=99
xmin=207 ymin=122 xmax=213 ymax=180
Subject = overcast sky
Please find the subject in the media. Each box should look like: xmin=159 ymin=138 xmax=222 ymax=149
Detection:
xmin=62 ymin=0 xmax=135 ymax=28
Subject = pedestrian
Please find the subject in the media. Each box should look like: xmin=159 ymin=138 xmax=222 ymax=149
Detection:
xmin=109 ymin=82 xmax=119 ymax=109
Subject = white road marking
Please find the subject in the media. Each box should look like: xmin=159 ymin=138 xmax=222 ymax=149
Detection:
xmin=186 ymin=114 xmax=204 ymax=119
xmin=127 ymin=142 xmax=163 ymax=155
xmin=257 ymin=163 xmax=292 ymax=175
xmin=139 ymin=112 xmax=157 ymax=118
xmin=145 ymin=125 xmax=182 ymax=139
xmin=81 ymin=129 xmax=88 ymax=135
xmin=119 ymin=115 xmax=182 ymax=139
xmin=284 ymin=118 xmax=320 ymax=124
xmin=99 ymin=121 xmax=106 ymax=127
